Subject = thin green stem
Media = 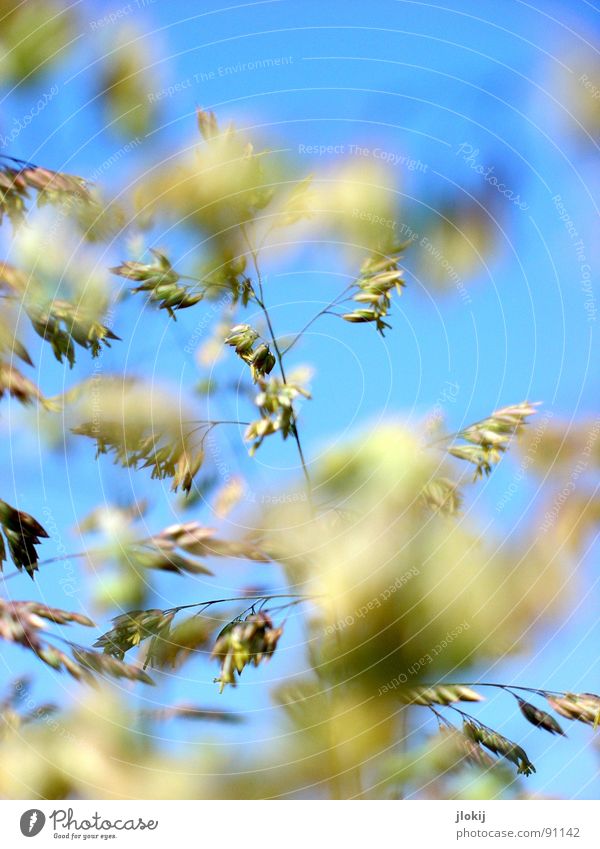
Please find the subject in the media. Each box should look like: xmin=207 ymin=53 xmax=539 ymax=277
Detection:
xmin=176 ymin=274 xmax=234 ymax=292
xmin=241 ymin=224 xmax=314 ymax=508
xmin=0 ymin=550 xmax=90 ymax=582
xmin=186 ymin=419 xmax=250 ymax=442
xmin=281 ymin=286 xmax=353 ymax=356
xmin=165 ymin=593 xmax=316 ymax=615
xmin=455 ymin=681 xmax=564 ymax=698
xmin=428 ymin=704 xmax=454 ymax=729
xmin=445 ymin=704 xmax=494 ymax=729
xmin=187 ymin=418 xmax=250 ymax=430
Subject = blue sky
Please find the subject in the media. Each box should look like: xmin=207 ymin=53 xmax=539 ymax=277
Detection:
xmin=0 ymin=0 xmax=599 ymax=798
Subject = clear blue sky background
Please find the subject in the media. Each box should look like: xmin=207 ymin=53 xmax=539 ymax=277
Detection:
xmin=0 ymin=0 xmax=599 ymax=799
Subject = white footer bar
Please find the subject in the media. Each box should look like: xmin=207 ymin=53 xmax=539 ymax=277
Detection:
xmin=1 ymin=800 xmax=598 ymax=847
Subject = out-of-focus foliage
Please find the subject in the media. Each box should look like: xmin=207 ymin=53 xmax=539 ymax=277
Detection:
xmin=414 ymin=199 xmax=497 ymax=292
xmin=133 ymin=109 xmax=277 ymax=245
xmin=68 ymin=377 xmax=206 ymax=493
xmin=0 ymin=1 xmax=75 ymax=85
xmin=0 ymin=157 xmax=90 ymax=227
xmin=0 ymin=596 xmax=154 ymax=684
xmin=516 ymin=417 xmax=600 ymax=555
xmin=99 ymin=26 xmax=156 ymax=137
xmin=557 ymin=52 xmax=600 ymax=141
xmin=0 ymin=10 xmax=596 ymax=796
xmin=0 ymin=253 xmax=117 ymax=371
xmin=0 ymin=693 xmax=209 ymax=799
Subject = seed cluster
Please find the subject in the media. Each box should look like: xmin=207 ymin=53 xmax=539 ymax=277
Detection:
xmin=0 ymin=156 xmax=90 ymax=227
xmin=0 ymin=501 xmax=49 ymax=578
xmin=342 ymin=242 xmax=407 ymax=334
xmin=211 ymin=612 xmax=283 ymax=692
xmin=449 ymin=402 xmax=539 ymax=479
